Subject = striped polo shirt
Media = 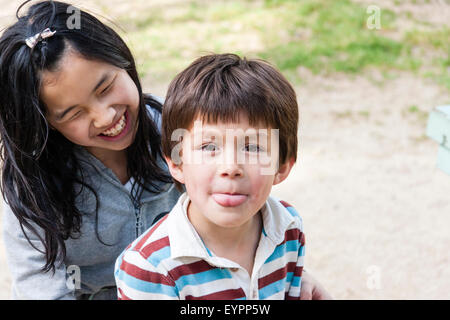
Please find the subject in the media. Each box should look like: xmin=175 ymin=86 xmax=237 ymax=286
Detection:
xmin=114 ymin=193 xmax=305 ymax=300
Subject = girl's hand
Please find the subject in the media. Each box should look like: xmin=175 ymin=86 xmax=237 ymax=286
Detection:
xmin=300 ymin=270 xmax=333 ymax=300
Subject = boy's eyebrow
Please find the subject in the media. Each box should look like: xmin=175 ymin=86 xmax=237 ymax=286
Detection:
xmin=54 ymin=72 xmax=111 ymax=121
xmin=192 ymin=128 xmax=270 ymax=139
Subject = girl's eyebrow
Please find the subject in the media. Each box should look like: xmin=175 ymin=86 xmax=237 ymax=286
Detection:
xmin=55 ymin=72 xmax=111 ymax=121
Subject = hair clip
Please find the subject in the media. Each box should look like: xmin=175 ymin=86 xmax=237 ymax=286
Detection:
xmin=25 ymin=28 xmax=56 ymax=49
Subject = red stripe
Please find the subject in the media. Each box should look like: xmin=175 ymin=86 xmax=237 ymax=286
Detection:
xmin=258 ymin=261 xmax=297 ymax=289
xmin=119 ymin=259 xmax=175 ymax=286
xmin=279 ymin=200 xmax=293 ymax=208
xmin=134 ymin=214 xmax=169 ymax=252
xmin=277 ymin=228 xmax=305 ymax=248
xmin=140 ymin=236 xmax=170 ymax=259
xmin=300 ymin=231 xmax=305 ymax=247
xmin=293 ymin=265 xmax=304 ymax=278
xmin=285 ymin=228 xmax=300 ymax=242
xmin=168 ymin=260 xmax=215 ymax=281
xmin=185 ymin=288 xmax=246 ymax=300
xmin=277 ymin=228 xmax=302 ymax=247
xmin=118 ymin=288 xmax=131 ymax=300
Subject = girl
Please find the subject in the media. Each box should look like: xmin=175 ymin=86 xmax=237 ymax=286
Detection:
xmin=0 ymin=0 xmax=330 ymax=300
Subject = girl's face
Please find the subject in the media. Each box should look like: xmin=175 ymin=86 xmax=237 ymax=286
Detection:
xmin=40 ymin=50 xmax=140 ymax=160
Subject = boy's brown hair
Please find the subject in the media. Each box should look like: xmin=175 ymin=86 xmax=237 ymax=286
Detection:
xmin=162 ymin=53 xmax=298 ymax=171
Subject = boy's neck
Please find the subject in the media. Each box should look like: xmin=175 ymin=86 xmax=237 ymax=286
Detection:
xmin=187 ymin=202 xmax=263 ymax=275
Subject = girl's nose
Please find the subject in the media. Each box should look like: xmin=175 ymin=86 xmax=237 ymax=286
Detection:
xmin=92 ymin=104 xmax=117 ymax=129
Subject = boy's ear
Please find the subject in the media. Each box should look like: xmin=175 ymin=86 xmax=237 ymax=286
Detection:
xmin=273 ymin=157 xmax=295 ymax=186
xmin=164 ymin=156 xmax=185 ymax=185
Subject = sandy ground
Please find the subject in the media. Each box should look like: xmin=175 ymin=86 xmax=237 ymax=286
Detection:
xmin=1 ymin=0 xmax=449 ymax=300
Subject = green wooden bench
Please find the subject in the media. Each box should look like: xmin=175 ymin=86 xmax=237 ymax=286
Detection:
xmin=426 ymin=105 xmax=450 ymax=175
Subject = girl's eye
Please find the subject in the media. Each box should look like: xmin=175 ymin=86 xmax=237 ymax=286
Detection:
xmin=245 ymin=144 xmax=262 ymax=152
xmin=70 ymin=110 xmax=82 ymax=120
xmin=201 ymin=143 xmax=217 ymax=152
xmin=100 ymin=82 xmax=113 ymax=95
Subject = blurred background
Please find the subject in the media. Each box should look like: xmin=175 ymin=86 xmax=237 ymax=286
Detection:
xmin=0 ymin=0 xmax=449 ymax=299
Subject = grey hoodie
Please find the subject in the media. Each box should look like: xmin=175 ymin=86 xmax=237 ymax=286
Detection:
xmin=1 ymin=101 xmax=181 ymax=299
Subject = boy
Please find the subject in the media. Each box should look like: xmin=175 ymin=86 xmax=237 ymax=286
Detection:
xmin=114 ymin=53 xmax=304 ymax=300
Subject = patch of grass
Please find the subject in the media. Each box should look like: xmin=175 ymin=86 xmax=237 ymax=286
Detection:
xmin=113 ymin=0 xmax=449 ymax=90
xmin=117 ymin=1 xmax=264 ymax=81
xmin=333 ymin=110 xmax=354 ymax=119
xmin=408 ymin=105 xmax=420 ymax=113
xmin=404 ymin=27 xmax=450 ymax=90
xmin=404 ymin=28 xmax=450 ymax=50
xmin=403 ymin=105 xmax=429 ymax=124
xmin=358 ymin=110 xmax=370 ymax=118
xmin=260 ymin=0 xmax=408 ymax=78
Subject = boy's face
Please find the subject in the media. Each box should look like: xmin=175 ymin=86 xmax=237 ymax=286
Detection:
xmin=166 ymin=114 xmax=295 ymax=230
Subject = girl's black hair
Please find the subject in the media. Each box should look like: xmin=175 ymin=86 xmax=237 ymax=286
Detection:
xmin=0 ymin=0 xmax=172 ymax=273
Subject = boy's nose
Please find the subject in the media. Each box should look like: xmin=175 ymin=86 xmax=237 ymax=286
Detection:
xmin=92 ymin=104 xmax=117 ymax=129
xmin=219 ymin=163 xmax=244 ymax=178
xmin=218 ymin=145 xmax=244 ymax=178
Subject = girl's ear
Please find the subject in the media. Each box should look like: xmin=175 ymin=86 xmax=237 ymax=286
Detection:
xmin=273 ymin=157 xmax=295 ymax=186
xmin=164 ymin=156 xmax=185 ymax=184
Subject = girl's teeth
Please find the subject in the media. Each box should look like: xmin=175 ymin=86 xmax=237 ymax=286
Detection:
xmin=102 ymin=114 xmax=126 ymax=136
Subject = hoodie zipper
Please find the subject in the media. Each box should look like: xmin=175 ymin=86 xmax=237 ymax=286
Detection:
xmin=133 ymin=200 xmax=142 ymax=238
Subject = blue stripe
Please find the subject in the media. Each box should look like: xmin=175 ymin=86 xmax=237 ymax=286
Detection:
xmin=262 ymin=227 xmax=267 ymax=237
xmin=116 ymin=269 xmax=177 ymax=297
xmin=284 ymin=271 xmax=301 ymax=287
xmin=285 ymin=206 xmax=300 ymax=218
xmin=205 ymin=246 xmax=213 ymax=257
xmin=291 ymin=275 xmax=301 ymax=287
xmin=259 ymin=278 xmax=286 ymax=299
xmin=285 ymin=270 xmax=293 ymax=284
xmin=265 ymin=240 xmax=300 ymax=263
xmin=175 ymin=268 xmax=233 ymax=290
xmin=146 ymin=246 xmax=171 ymax=268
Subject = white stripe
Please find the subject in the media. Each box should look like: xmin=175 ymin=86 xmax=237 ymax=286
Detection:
xmin=262 ymin=290 xmax=285 ymax=300
xmin=258 ymin=250 xmax=300 ymax=278
xmin=287 ymin=284 xmax=301 ymax=298
xmin=138 ymin=221 xmax=169 ymax=249
xmin=179 ymin=278 xmax=241 ymax=299
xmin=122 ymin=250 xmax=168 ymax=275
xmin=163 ymin=256 xmax=202 ymax=271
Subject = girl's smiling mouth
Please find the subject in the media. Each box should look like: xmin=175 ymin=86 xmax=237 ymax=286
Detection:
xmin=98 ymin=110 xmax=130 ymax=141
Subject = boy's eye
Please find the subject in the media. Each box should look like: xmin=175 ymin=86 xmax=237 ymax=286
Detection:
xmin=201 ymin=143 xmax=217 ymax=152
xmin=245 ymin=144 xmax=262 ymax=152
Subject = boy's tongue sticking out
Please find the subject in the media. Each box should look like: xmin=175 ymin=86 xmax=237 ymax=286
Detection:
xmin=212 ymin=193 xmax=247 ymax=207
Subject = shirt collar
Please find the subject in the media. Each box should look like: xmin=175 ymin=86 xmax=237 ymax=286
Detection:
xmin=167 ymin=193 xmax=212 ymax=260
xmin=167 ymin=193 xmax=297 ymax=263
xmin=260 ymin=196 xmax=298 ymax=245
